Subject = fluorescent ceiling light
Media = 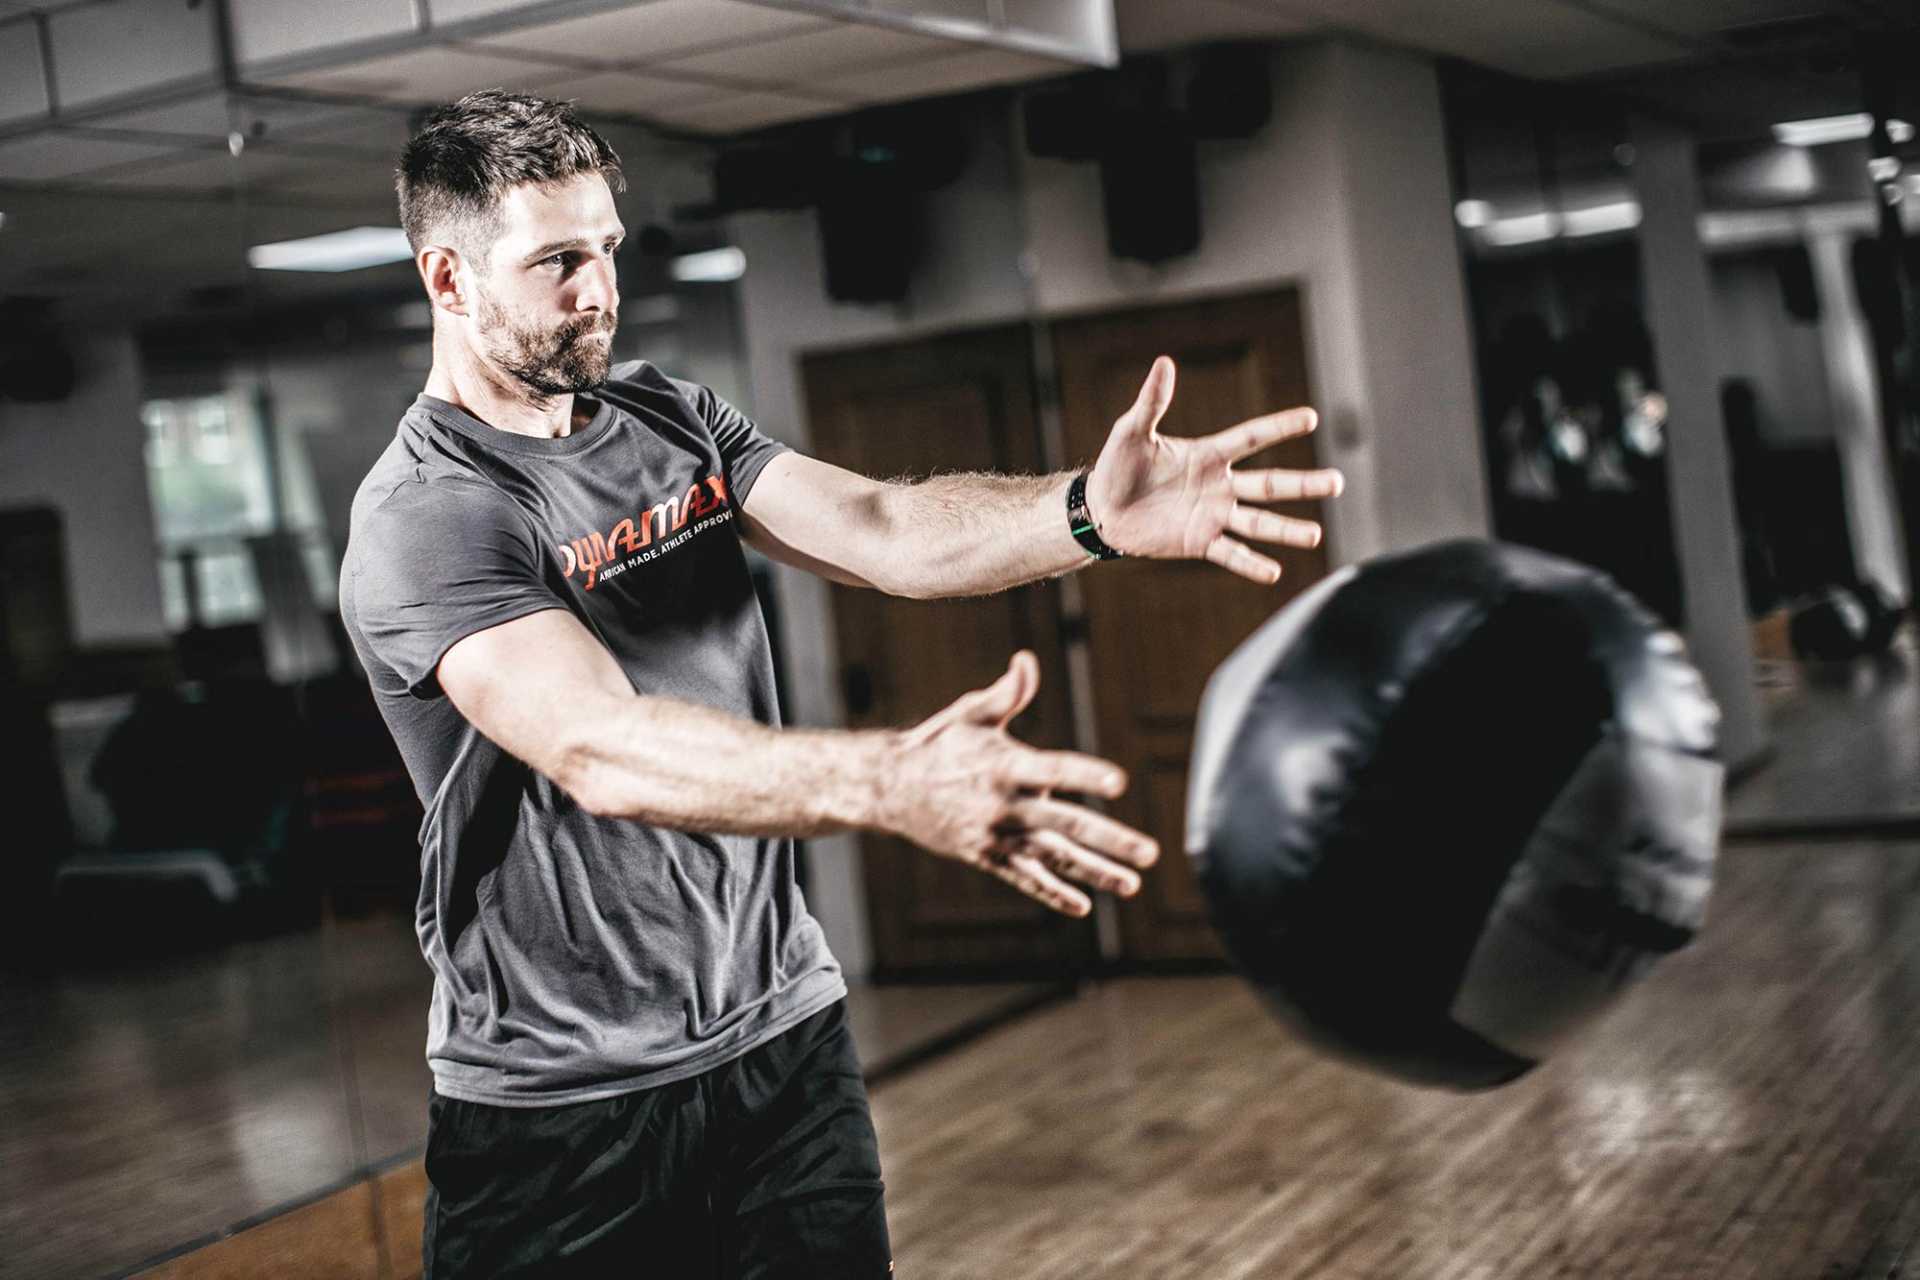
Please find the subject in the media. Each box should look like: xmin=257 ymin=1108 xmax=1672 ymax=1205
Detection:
xmin=1698 ymin=209 xmax=1805 ymax=248
xmin=1562 ymin=201 xmax=1642 ymax=237
xmin=1454 ymin=199 xmax=1495 ymax=229
xmin=249 ymin=226 xmax=413 ymax=272
xmin=1482 ymin=212 xmax=1561 ymax=247
xmin=1770 ymin=113 xmax=1912 ymax=147
xmin=670 ymin=247 xmax=746 ymax=283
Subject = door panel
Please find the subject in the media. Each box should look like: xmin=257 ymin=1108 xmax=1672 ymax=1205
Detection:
xmin=1051 ymin=289 xmax=1328 ymax=962
xmin=801 ymin=326 xmax=1095 ymax=978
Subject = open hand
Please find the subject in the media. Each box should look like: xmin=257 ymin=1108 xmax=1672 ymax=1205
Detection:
xmin=880 ymin=651 xmax=1159 ymax=917
xmin=1084 ymin=356 xmax=1342 ymax=584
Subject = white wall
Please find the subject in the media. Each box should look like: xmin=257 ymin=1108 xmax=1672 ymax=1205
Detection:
xmin=732 ymin=37 xmax=1488 ymax=976
xmin=1807 ymin=229 xmax=1910 ymax=602
xmin=1709 ymin=252 xmax=1835 ymax=445
xmin=1632 ymin=121 xmax=1764 ymax=768
xmin=0 ymin=331 xmax=170 ymax=646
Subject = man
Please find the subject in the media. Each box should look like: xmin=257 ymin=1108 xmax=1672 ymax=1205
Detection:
xmin=340 ymin=90 xmax=1341 ymax=1278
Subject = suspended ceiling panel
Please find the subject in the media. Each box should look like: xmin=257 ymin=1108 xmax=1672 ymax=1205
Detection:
xmin=830 ymin=46 xmax=1073 ymax=102
xmin=0 ymin=130 xmax=178 ymax=181
xmin=267 ymin=45 xmax=578 ymax=102
xmin=75 ymin=147 xmax=314 ymax=195
xmin=429 ymin=0 xmax=586 ymax=21
xmin=0 ymin=20 xmax=49 ymax=124
xmin=1263 ymin=0 xmax=1691 ymax=78
xmin=229 ymin=0 xmax=419 ymax=68
xmin=45 ymin=0 xmax=224 ymax=111
xmin=1569 ymin=0 xmax=1859 ymax=38
xmin=647 ymin=88 xmax=848 ymax=133
xmin=535 ymin=68 xmax=737 ymax=114
xmin=652 ymin=21 xmax=959 ymax=80
xmin=226 ymin=1 xmax=1106 ymax=136
xmin=1114 ymin=0 xmax=1317 ymax=53
xmin=84 ymin=94 xmax=365 ymax=146
xmin=462 ymin=0 xmax=835 ymax=65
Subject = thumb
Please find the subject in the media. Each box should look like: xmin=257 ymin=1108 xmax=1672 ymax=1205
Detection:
xmin=1115 ymin=355 xmax=1176 ymax=441
xmin=967 ymin=650 xmax=1040 ymax=729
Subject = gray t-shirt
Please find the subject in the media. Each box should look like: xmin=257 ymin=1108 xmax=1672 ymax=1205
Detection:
xmin=339 ymin=360 xmax=843 ymax=1107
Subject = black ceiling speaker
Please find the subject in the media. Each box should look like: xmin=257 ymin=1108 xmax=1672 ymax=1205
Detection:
xmin=818 ymin=163 xmax=917 ymax=304
xmin=714 ymin=143 xmax=821 ymax=212
xmin=1101 ymin=114 xmax=1201 ymax=264
xmin=1024 ymin=76 xmax=1105 ymax=161
xmin=846 ymin=107 xmax=970 ymax=193
xmin=0 ymin=300 xmax=76 ymax=404
xmin=1187 ymin=44 xmax=1272 ymax=139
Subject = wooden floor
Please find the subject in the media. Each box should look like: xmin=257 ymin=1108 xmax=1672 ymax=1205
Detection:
xmin=871 ymin=842 xmax=1920 ymax=1279
xmin=123 ymin=838 xmax=1920 ymax=1280
xmin=0 ymin=907 xmax=1053 ymax=1280
xmin=13 ymin=654 xmax=1920 ymax=1278
xmin=1726 ymin=650 xmax=1920 ymax=835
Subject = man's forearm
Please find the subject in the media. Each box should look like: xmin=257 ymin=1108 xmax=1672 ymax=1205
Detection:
xmin=878 ymin=470 xmax=1090 ymax=599
xmin=561 ymin=692 xmax=894 ymax=834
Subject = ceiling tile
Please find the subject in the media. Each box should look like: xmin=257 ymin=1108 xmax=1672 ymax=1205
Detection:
xmin=468 ymin=0 xmax=834 ymax=66
xmin=657 ymin=23 xmax=961 ymax=82
xmin=230 ymin=0 xmax=417 ymax=69
xmin=400 ymin=0 xmax=560 ymax=25
xmin=1566 ymin=0 xmax=1850 ymax=39
xmin=75 ymin=148 xmax=316 ymax=193
xmin=546 ymin=69 xmax=734 ymax=115
xmin=83 ymin=92 xmax=364 ymax=144
xmin=0 ymin=17 xmax=48 ymax=124
xmin=253 ymin=163 xmax=405 ymax=207
xmin=47 ymin=0 xmax=223 ymax=111
xmin=1115 ymin=0 xmax=1320 ymax=52
xmin=259 ymin=45 xmax=574 ymax=103
xmin=865 ymin=0 xmax=995 ymax=23
xmin=1274 ymin=0 xmax=1692 ymax=78
xmin=269 ymin=108 xmax=418 ymax=153
xmin=646 ymin=90 xmax=847 ymax=135
xmin=0 ymin=131 xmax=178 ymax=181
xmin=830 ymin=47 xmax=1075 ymax=101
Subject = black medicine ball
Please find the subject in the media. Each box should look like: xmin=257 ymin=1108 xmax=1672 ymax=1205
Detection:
xmin=1186 ymin=540 xmax=1723 ymax=1090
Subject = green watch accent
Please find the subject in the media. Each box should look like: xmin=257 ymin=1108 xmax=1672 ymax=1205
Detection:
xmin=1066 ymin=470 xmax=1123 ymax=561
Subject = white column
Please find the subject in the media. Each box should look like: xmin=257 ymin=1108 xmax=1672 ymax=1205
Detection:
xmin=1631 ymin=119 xmax=1766 ymax=769
xmin=1806 ymin=225 xmax=1911 ymax=603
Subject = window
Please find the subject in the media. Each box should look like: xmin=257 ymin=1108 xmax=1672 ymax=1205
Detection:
xmin=140 ymin=391 xmax=335 ymax=631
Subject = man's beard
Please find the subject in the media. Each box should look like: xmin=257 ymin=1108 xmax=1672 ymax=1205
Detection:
xmin=475 ymin=288 xmax=617 ymax=398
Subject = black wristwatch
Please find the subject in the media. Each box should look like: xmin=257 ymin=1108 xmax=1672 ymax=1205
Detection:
xmin=1066 ymin=470 xmax=1123 ymax=561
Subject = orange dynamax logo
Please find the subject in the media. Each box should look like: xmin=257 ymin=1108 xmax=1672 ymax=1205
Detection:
xmin=559 ymin=474 xmax=728 ymax=589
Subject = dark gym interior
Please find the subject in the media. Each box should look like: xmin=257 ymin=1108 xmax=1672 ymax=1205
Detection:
xmin=2 ymin=1 xmax=1918 ymax=1276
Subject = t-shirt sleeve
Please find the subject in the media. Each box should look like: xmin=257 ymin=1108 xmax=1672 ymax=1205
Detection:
xmin=348 ymin=480 xmax=563 ymax=699
xmin=670 ymin=377 xmax=791 ymax=504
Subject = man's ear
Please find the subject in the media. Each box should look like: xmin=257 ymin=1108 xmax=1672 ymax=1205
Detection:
xmin=419 ymin=245 xmax=469 ymax=317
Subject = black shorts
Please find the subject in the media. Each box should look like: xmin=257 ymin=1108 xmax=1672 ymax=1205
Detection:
xmin=422 ymin=1000 xmax=892 ymax=1279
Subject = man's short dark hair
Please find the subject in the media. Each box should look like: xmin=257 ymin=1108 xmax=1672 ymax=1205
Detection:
xmin=397 ymin=89 xmax=625 ymax=264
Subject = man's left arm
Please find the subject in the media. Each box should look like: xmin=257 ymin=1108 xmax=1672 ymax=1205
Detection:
xmin=735 ymin=356 xmax=1344 ymax=599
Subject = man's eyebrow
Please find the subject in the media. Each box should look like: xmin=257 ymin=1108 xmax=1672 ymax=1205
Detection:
xmin=523 ymin=230 xmax=626 ymax=263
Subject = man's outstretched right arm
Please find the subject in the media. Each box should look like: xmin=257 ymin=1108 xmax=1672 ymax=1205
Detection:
xmin=437 ymin=608 xmax=1159 ymax=917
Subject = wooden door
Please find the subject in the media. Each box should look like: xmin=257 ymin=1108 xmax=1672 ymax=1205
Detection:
xmin=801 ymin=326 xmax=1096 ymax=979
xmin=1051 ymin=289 xmax=1329 ymax=963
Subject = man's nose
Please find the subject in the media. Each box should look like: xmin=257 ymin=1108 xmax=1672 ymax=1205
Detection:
xmin=575 ymin=255 xmax=618 ymax=315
